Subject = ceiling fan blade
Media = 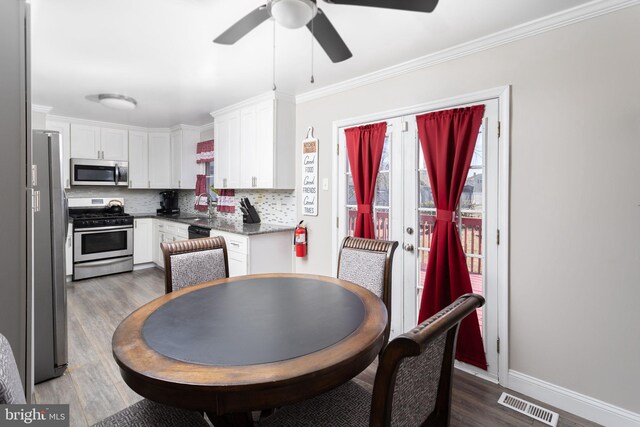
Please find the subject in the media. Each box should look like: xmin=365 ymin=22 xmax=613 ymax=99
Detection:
xmin=325 ymin=0 xmax=439 ymax=13
xmin=213 ymin=5 xmax=270 ymax=44
xmin=307 ymin=9 xmax=352 ymax=63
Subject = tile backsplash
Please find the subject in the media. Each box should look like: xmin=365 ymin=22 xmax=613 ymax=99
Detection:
xmin=178 ymin=189 xmax=296 ymax=225
xmin=67 ymin=187 xmax=297 ymax=225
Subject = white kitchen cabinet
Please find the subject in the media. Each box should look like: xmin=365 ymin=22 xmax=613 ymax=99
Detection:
xmin=169 ymin=127 xmax=199 ymax=190
xmin=148 ymin=132 xmax=171 ymax=188
xmin=153 ymin=220 xmax=190 ymax=268
xmin=210 ymin=229 xmax=293 ymax=277
xmin=70 ymin=124 xmax=100 ymax=159
xmin=211 ymin=91 xmax=295 ymax=189
xmin=65 ymin=226 xmax=73 ymax=277
xmin=133 ymin=219 xmax=153 ymax=264
xmin=213 ymin=110 xmax=241 ymax=189
xmin=100 ymin=128 xmax=128 ymax=160
xmin=152 ymin=219 xmax=162 ymax=266
xmin=45 ymin=120 xmax=71 ymax=189
xmin=70 ymin=124 xmax=128 ymax=160
xmin=128 ymin=131 xmax=149 ymax=188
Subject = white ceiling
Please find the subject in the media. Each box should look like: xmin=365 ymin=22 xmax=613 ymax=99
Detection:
xmin=30 ymin=0 xmax=593 ymax=127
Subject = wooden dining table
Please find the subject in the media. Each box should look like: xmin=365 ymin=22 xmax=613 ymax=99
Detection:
xmin=112 ymin=273 xmax=388 ymax=426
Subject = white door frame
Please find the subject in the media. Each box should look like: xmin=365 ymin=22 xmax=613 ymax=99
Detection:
xmin=331 ymin=86 xmax=511 ymax=386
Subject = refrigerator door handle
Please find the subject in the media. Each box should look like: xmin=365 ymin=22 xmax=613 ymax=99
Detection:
xmin=63 ymin=191 xmax=69 ymax=236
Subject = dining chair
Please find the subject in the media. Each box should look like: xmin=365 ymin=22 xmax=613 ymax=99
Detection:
xmin=0 ymin=333 xmax=26 ymax=404
xmin=1 ymin=333 xmax=209 ymax=427
xmin=259 ymin=293 xmax=485 ymax=427
xmin=337 ymin=236 xmax=398 ymax=352
xmin=161 ymin=236 xmax=229 ymax=294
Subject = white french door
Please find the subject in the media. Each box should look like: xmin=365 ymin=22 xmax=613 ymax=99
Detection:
xmin=336 ymin=95 xmax=504 ymax=382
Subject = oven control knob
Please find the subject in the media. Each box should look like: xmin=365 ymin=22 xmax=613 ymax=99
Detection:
xmin=92 ymin=220 xmax=100 ymax=226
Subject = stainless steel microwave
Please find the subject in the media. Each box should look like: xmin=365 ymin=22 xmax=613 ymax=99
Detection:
xmin=71 ymin=159 xmax=128 ymax=186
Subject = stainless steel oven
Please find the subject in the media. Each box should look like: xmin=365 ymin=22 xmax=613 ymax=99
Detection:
xmin=73 ymin=224 xmax=133 ymax=280
xmin=69 ymin=197 xmax=135 ymax=280
xmin=71 ymin=158 xmax=128 ymax=186
xmin=74 ymin=225 xmax=133 ymax=262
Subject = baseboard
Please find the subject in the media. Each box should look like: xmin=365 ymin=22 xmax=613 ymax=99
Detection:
xmin=508 ymin=370 xmax=640 ymax=427
xmin=133 ymin=263 xmax=156 ymax=271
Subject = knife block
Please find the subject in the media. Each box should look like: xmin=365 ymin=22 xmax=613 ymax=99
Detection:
xmin=243 ymin=205 xmax=260 ymax=224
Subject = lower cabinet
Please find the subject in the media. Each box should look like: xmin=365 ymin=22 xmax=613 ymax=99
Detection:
xmin=210 ymin=229 xmax=293 ymax=277
xmin=133 ymin=219 xmax=154 ymax=264
xmin=152 ymin=219 xmax=189 ymax=269
xmin=140 ymin=218 xmax=293 ymax=276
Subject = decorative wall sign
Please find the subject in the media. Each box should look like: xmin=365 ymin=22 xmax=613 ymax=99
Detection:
xmin=302 ymin=127 xmax=318 ymax=216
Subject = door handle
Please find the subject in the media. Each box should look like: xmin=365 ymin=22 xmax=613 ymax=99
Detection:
xmin=403 ymin=243 xmax=414 ymax=252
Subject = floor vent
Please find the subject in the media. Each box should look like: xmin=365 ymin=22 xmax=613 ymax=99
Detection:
xmin=498 ymin=392 xmax=559 ymax=426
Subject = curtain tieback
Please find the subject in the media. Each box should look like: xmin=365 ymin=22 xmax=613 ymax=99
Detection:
xmin=357 ymin=204 xmax=372 ymax=213
xmin=436 ymin=209 xmax=456 ymax=222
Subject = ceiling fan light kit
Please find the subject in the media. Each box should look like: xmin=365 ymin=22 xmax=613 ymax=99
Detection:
xmin=98 ymin=94 xmax=137 ymax=110
xmin=270 ymin=0 xmax=317 ymax=29
xmin=213 ymin=0 xmax=439 ymax=63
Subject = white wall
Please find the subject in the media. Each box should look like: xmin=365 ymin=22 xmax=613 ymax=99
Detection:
xmin=294 ymin=6 xmax=640 ymax=417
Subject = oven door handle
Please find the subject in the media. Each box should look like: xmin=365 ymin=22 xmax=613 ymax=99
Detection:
xmin=75 ymin=225 xmax=133 ymax=233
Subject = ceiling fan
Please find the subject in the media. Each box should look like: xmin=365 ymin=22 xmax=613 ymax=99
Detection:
xmin=213 ymin=0 xmax=439 ymax=63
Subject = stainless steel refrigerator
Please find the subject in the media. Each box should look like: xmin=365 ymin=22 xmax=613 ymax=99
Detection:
xmin=33 ymin=130 xmax=68 ymax=383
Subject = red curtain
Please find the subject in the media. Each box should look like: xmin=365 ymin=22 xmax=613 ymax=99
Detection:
xmin=344 ymin=122 xmax=387 ymax=239
xmin=196 ymin=140 xmax=214 ymax=163
xmin=416 ymin=106 xmax=487 ymax=370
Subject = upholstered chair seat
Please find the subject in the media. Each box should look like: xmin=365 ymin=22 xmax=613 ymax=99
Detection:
xmin=161 ymin=236 xmax=229 ymax=293
xmin=0 ymin=333 xmax=26 ymax=404
xmin=260 ymin=294 xmax=485 ymax=427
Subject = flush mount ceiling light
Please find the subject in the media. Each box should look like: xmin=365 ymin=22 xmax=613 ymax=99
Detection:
xmin=98 ymin=94 xmax=137 ymax=110
xmin=269 ymin=0 xmax=317 ymax=29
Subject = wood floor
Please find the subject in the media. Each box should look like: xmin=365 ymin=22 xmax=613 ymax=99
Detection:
xmin=34 ymin=268 xmax=600 ymax=427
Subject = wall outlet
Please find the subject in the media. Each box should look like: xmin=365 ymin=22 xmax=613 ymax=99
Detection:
xmin=322 ymin=178 xmax=329 ymax=191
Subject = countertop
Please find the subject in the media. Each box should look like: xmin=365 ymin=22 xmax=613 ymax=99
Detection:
xmin=131 ymin=213 xmax=295 ymax=236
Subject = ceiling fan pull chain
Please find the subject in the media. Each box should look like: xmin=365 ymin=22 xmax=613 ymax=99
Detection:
xmin=310 ymin=18 xmax=315 ymax=84
xmin=272 ymin=19 xmax=277 ymax=91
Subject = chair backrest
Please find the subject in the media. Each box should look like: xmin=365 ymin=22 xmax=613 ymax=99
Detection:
xmin=0 ymin=333 xmax=26 ymax=404
xmin=161 ymin=236 xmax=229 ymax=294
xmin=369 ymin=293 xmax=485 ymax=427
xmin=337 ymin=236 xmax=398 ymax=349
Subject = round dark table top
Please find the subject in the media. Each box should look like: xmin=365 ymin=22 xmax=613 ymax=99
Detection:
xmin=112 ymin=273 xmax=387 ymax=415
xmin=142 ymin=277 xmax=365 ymax=366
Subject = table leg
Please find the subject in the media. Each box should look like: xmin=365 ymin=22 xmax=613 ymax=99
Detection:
xmin=206 ymin=411 xmax=254 ymax=427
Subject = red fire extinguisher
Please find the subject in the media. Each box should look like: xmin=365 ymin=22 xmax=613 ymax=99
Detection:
xmin=294 ymin=220 xmax=307 ymax=258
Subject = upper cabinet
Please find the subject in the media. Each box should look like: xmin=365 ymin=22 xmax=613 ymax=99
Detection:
xmin=148 ymin=132 xmax=172 ymax=188
xmin=214 ymin=110 xmax=241 ymax=189
xmin=45 ymin=120 xmax=71 ymax=189
xmin=212 ymin=92 xmax=295 ymax=190
xmin=128 ymin=131 xmax=149 ymax=188
xmin=100 ymin=128 xmax=128 ymax=160
xmin=70 ymin=124 xmax=128 ymax=160
xmin=170 ymin=127 xmax=200 ymax=190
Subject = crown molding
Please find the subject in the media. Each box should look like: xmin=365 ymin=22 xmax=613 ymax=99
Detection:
xmin=46 ymin=114 xmax=213 ymax=135
xmin=296 ymin=0 xmax=639 ymax=104
xmin=32 ymin=104 xmax=52 ymax=114
xmin=200 ymin=122 xmax=215 ymax=132
xmin=210 ymin=90 xmax=295 ymax=118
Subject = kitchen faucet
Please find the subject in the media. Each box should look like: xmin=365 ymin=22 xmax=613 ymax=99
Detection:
xmin=196 ymin=193 xmax=215 ymax=219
